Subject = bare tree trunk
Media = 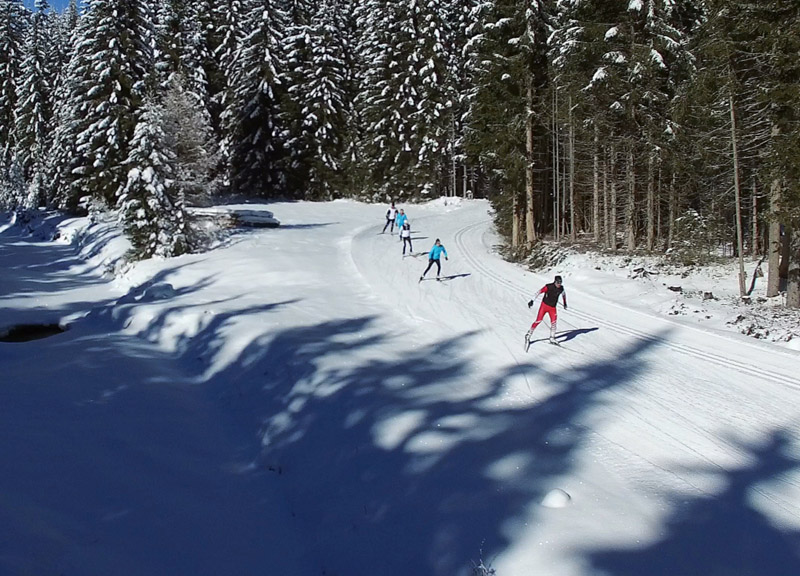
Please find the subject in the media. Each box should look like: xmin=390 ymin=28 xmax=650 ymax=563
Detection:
xmin=512 ymin=192 xmax=521 ymax=248
xmin=525 ymin=78 xmax=536 ymax=245
xmin=569 ymin=96 xmax=576 ymax=242
xmin=657 ymin=164 xmax=662 ymax=249
xmin=767 ymin=185 xmax=782 ymax=298
xmin=610 ymin=144 xmax=617 ymax=251
xmin=451 ymin=122 xmax=457 ymax=198
xmin=552 ymin=89 xmax=559 ymax=241
xmin=603 ymin=150 xmax=610 ymax=248
xmin=593 ymin=124 xmax=600 ymax=243
xmin=729 ymin=95 xmax=746 ymax=296
xmin=667 ymin=172 xmax=676 ymax=250
xmin=765 ymin=179 xmax=782 ymax=298
xmin=751 ymin=178 xmax=758 ymax=255
xmin=647 ymin=152 xmax=655 ymax=251
xmin=788 ymin=226 xmax=800 ymax=308
xmin=625 ymin=144 xmax=635 ymax=251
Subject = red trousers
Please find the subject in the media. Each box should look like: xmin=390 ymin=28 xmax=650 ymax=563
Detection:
xmin=530 ymin=303 xmax=557 ymax=334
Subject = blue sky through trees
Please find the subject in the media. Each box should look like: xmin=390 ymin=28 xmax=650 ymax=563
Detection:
xmin=23 ymin=0 xmax=73 ymax=11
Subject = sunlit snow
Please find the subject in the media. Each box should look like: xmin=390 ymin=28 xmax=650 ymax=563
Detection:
xmin=2 ymin=199 xmax=799 ymax=576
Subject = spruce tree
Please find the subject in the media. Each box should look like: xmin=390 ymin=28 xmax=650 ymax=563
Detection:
xmin=161 ymin=76 xmax=218 ymax=205
xmin=214 ymin=0 xmax=245 ymax=189
xmin=357 ymin=0 xmax=453 ymax=199
xmin=118 ymin=98 xmax=188 ymax=259
xmin=223 ymin=0 xmax=288 ymax=196
xmin=70 ymin=0 xmax=154 ymax=206
xmin=465 ymin=0 xmax=551 ymax=246
xmin=284 ymin=0 xmax=348 ymax=199
xmin=45 ymin=0 xmax=86 ymax=210
xmin=14 ymin=0 xmax=54 ymax=204
xmin=153 ymin=0 xmax=213 ymax=123
xmin=0 ymin=0 xmax=27 ymax=172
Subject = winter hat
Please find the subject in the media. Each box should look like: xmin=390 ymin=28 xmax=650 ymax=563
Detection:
xmin=554 ymin=275 xmax=562 ymax=283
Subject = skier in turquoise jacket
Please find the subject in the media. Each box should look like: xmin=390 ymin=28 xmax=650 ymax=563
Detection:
xmin=395 ymin=209 xmax=408 ymax=239
xmin=419 ymin=239 xmax=448 ymax=281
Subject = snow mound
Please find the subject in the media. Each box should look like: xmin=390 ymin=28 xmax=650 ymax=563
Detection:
xmin=141 ymin=282 xmax=177 ymax=301
xmin=541 ymin=488 xmax=572 ymax=508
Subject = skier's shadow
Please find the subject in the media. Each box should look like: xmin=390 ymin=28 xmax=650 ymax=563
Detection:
xmin=556 ymin=327 xmax=599 ymax=343
xmin=420 ymin=273 xmax=472 ymax=282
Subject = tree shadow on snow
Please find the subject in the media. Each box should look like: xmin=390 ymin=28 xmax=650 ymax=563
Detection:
xmin=277 ymin=222 xmax=339 ymax=230
xmin=585 ymin=428 xmax=800 ymax=576
xmin=9 ymin=258 xmax=799 ymax=576
xmin=177 ymin=314 xmax=674 ymax=576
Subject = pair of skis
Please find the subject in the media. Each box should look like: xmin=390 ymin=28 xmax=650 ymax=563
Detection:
xmin=524 ymin=333 xmax=560 ymax=353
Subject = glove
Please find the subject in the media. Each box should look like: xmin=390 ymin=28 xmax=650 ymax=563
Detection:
xmin=445 ymin=257 xmax=448 ymax=261
xmin=564 ymin=304 xmax=568 ymax=310
xmin=527 ymin=300 xmax=534 ymax=308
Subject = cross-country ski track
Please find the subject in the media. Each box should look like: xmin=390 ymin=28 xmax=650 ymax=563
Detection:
xmin=3 ymin=198 xmax=800 ymax=576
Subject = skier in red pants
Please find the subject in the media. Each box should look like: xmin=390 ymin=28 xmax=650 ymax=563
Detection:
xmin=526 ymin=275 xmax=567 ymax=345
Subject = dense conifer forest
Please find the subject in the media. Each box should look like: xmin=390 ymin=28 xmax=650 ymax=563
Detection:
xmin=0 ymin=0 xmax=798 ymax=305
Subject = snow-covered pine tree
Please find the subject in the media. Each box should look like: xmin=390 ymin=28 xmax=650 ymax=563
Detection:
xmin=62 ymin=0 xmax=78 ymax=33
xmin=118 ymin=98 xmax=188 ymax=259
xmin=0 ymin=0 xmax=27 ymax=173
xmin=45 ymin=0 xmax=74 ymax=91
xmin=749 ymin=0 xmax=800 ymax=306
xmin=70 ymin=0 xmax=154 ymax=206
xmin=160 ymin=75 xmax=218 ymax=205
xmin=281 ymin=0 xmax=316 ymax=197
xmin=214 ymin=0 xmax=245 ymax=189
xmin=439 ymin=0 xmax=481 ymax=199
xmin=409 ymin=0 xmax=459 ymax=198
xmin=153 ymin=0 xmax=213 ymax=124
xmin=283 ymin=0 xmax=348 ymax=199
xmin=332 ymin=0 xmax=366 ymax=197
xmin=181 ymin=3 xmax=213 ymax=123
xmin=154 ymin=0 xmax=181 ymax=88
xmin=0 ymin=154 xmax=24 ymax=209
xmin=14 ymin=0 xmax=54 ymax=205
xmin=191 ymin=0 xmax=223 ymax=128
xmin=356 ymin=0 xmax=452 ymax=200
xmin=44 ymin=0 xmax=86 ymax=210
xmin=223 ymin=0 xmax=288 ymax=196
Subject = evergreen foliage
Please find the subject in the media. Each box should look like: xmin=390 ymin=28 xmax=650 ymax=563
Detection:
xmin=222 ymin=0 xmax=287 ymax=196
xmin=14 ymin=0 xmax=54 ymax=204
xmin=357 ymin=0 xmax=454 ymax=201
xmin=0 ymin=0 xmax=797 ymax=302
xmin=283 ymin=0 xmax=348 ymax=199
xmin=160 ymin=76 xmax=218 ymax=205
xmin=70 ymin=0 xmax=154 ymax=206
xmin=118 ymin=98 xmax=188 ymax=259
xmin=0 ymin=0 xmax=27 ymax=173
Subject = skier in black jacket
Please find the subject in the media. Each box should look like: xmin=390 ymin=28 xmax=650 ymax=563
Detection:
xmin=526 ymin=275 xmax=567 ymax=344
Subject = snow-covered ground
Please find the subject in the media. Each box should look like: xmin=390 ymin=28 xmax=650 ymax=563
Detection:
xmin=2 ymin=199 xmax=800 ymax=576
xmin=543 ymin=246 xmax=799 ymax=349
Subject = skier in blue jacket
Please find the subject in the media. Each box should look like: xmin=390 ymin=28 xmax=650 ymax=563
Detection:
xmin=419 ymin=239 xmax=448 ymax=281
xmin=395 ymin=209 xmax=408 ymax=240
